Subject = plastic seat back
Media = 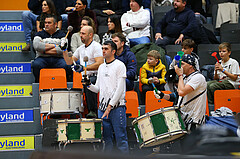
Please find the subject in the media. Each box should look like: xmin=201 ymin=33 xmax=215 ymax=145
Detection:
xmin=125 ymin=91 xmax=139 ymax=118
xmin=73 ymin=71 xmax=83 ymax=89
xmin=214 ymin=89 xmax=240 ymax=113
xmin=145 ymin=91 xmax=173 ymax=113
xmin=39 ymin=68 xmax=67 ymax=90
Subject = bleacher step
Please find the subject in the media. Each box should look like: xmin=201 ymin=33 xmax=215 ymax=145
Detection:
xmin=0 ymin=52 xmax=35 ymax=62
xmin=0 ymin=62 xmax=31 ymax=73
xmin=0 ymin=21 xmax=24 ymax=32
xmin=0 ymin=134 xmax=42 ymax=159
xmin=0 ymin=32 xmax=25 ymax=41
xmin=0 ymin=74 xmax=34 ymax=84
xmin=0 ymin=11 xmax=23 ymax=21
xmin=0 ymin=108 xmax=42 ymax=135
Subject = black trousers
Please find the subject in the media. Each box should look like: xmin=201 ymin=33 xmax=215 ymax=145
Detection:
xmin=83 ymin=76 xmax=97 ymax=113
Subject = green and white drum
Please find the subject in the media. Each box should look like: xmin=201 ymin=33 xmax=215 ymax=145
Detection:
xmin=57 ymin=118 xmax=102 ymax=142
xmin=132 ymin=107 xmax=187 ymax=148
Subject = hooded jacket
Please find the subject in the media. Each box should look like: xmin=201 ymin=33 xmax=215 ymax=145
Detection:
xmin=115 ymin=45 xmax=137 ymax=90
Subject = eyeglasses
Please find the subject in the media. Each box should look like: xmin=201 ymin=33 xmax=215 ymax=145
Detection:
xmin=76 ymin=3 xmax=82 ymax=5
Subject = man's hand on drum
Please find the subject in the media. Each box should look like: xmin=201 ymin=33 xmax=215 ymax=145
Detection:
xmin=71 ymin=64 xmax=84 ymax=73
xmin=102 ymin=104 xmax=112 ymax=119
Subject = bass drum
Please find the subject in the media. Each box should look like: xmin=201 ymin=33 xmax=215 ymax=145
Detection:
xmin=132 ymin=107 xmax=187 ymax=148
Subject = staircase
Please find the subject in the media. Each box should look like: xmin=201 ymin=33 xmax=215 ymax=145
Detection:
xmin=0 ymin=11 xmax=42 ymax=159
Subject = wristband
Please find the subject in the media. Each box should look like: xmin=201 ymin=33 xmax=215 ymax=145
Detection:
xmin=179 ymin=74 xmax=183 ymax=77
xmin=72 ymin=8 xmax=75 ymax=11
xmin=159 ymin=91 xmax=164 ymax=99
xmin=54 ymin=44 xmax=56 ymax=48
xmin=63 ymin=48 xmax=67 ymax=52
xmin=222 ymin=69 xmax=225 ymax=73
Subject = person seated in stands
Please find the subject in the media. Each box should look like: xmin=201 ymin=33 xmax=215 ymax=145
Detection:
xmin=32 ymin=15 xmax=68 ymax=83
xmin=155 ymin=0 xmax=200 ymax=49
xmin=67 ymin=0 xmax=97 ymax=38
xmin=112 ymin=32 xmax=137 ymax=91
xmin=90 ymin=0 xmax=123 ymax=26
xmin=169 ymin=39 xmax=200 ymax=71
xmin=141 ymin=50 xmax=166 ymax=102
xmin=102 ymin=15 xmax=130 ymax=46
xmin=36 ymin=0 xmax=62 ymax=32
xmin=71 ymin=16 xmax=100 ymax=52
xmin=121 ymin=0 xmax=151 ymax=47
xmin=21 ymin=0 xmax=74 ymax=52
xmin=207 ymin=42 xmax=240 ymax=104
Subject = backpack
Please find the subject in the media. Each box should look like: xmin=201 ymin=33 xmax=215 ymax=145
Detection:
xmin=200 ymin=65 xmax=215 ymax=81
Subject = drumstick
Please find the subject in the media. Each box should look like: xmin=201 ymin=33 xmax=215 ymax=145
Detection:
xmin=65 ymin=26 xmax=73 ymax=39
xmin=68 ymin=51 xmax=76 ymax=66
xmin=83 ymin=56 xmax=88 ymax=75
xmin=151 ymin=83 xmax=158 ymax=94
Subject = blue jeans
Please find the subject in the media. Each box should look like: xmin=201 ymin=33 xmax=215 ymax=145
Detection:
xmin=32 ymin=57 xmax=68 ymax=83
xmin=155 ymin=36 xmax=177 ymax=49
xmin=22 ymin=11 xmax=38 ymax=44
xmin=98 ymin=107 xmax=129 ymax=154
xmin=61 ymin=14 xmax=68 ymax=30
xmin=129 ymin=36 xmax=150 ymax=48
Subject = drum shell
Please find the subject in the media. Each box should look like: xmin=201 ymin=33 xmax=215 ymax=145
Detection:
xmin=57 ymin=118 xmax=102 ymax=142
xmin=132 ymin=107 xmax=187 ymax=148
xmin=40 ymin=89 xmax=83 ymax=114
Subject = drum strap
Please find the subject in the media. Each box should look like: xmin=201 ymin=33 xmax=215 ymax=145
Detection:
xmin=178 ymin=71 xmax=205 ymax=108
xmin=178 ymin=89 xmax=206 ymax=108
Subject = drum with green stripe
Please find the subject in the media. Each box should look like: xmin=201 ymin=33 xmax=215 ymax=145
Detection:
xmin=132 ymin=107 xmax=187 ymax=148
xmin=57 ymin=118 xmax=102 ymax=142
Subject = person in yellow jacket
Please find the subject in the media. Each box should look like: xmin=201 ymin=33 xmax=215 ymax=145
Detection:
xmin=140 ymin=50 xmax=166 ymax=103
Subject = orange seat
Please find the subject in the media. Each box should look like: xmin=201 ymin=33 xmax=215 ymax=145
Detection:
xmin=125 ymin=91 xmax=139 ymax=118
xmin=214 ymin=89 xmax=240 ymax=113
xmin=73 ymin=71 xmax=83 ymax=89
xmin=139 ymin=67 xmax=143 ymax=92
xmin=145 ymin=91 xmax=173 ymax=113
xmin=39 ymin=68 xmax=67 ymax=90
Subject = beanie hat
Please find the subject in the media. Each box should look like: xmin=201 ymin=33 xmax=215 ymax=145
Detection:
xmin=135 ymin=0 xmax=142 ymax=7
xmin=182 ymin=54 xmax=196 ymax=69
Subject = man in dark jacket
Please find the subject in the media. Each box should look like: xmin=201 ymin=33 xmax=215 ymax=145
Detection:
xmin=112 ymin=32 xmax=137 ymax=91
xmin=155 ymin=0 xmax=199 ymax=48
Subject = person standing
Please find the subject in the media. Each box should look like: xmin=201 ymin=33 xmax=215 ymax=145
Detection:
xmin=88 ymin=40 xmax=129 ymax=154
xmin=63 ymin=26 xmax=103 ymax=118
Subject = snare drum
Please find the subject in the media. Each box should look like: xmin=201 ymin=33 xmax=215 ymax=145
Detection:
xmin=40 ymin=88 xmax=83 ymax=114
xmin=57 ymin=118 xmax=102 ymax=142
xmin=132 ymin=107 xmax=187 ymax=148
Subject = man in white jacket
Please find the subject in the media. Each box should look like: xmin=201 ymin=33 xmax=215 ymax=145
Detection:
xmin=121 ymin=0 xmax=151 ymax=47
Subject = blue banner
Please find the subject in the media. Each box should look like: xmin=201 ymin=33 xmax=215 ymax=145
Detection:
xmin=0 ymin=63 xmax=31 ymax=73
xmin=0 ymin=109 xmax=33 ymax=123
xmin=0 ymin=22 xmax=23 ymax=32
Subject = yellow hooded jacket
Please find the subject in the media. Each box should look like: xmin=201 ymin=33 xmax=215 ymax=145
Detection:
xmin=140 ymin=60 xmax=166 ymax=85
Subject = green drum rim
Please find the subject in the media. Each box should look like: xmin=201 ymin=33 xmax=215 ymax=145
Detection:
xmin=176 ymin=109 xmax=186 ymax=130
xmin=133 ymin=123 xmax=143 ymax=144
